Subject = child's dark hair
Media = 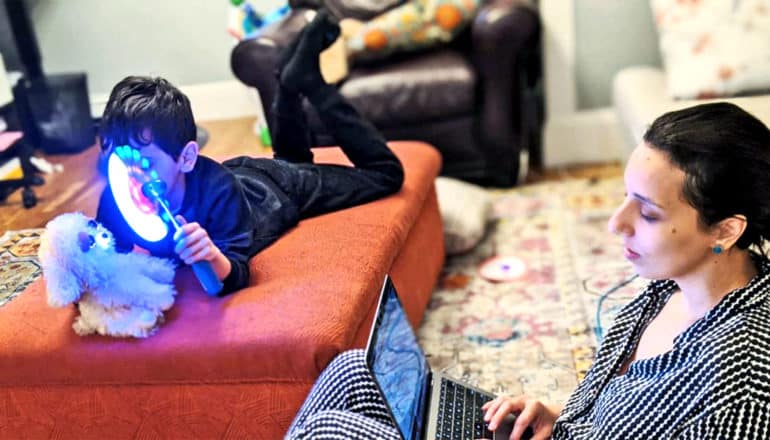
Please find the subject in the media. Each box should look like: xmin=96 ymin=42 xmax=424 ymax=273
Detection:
xmin=644 ymin=102 xmax=770 ymax=252
xmin=100 ymin=76 xmax=196 ymax=160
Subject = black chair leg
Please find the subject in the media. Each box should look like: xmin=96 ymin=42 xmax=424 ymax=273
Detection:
xmin=0 ymin=138 xmax=44 ymax=209
xmin=21 ymin=186 xmax=36 ymax=208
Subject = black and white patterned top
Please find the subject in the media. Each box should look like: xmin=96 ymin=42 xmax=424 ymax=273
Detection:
xmin=553 ymin=254 xmax=770 ymax=439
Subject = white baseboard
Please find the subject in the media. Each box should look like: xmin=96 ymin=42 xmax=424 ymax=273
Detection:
xmin=90 ymin=80 xmax=265 ymax=122
xmin=543 ymin=107 xmax=628 ymax=167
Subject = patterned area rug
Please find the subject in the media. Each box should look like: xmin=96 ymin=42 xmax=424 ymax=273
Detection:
xmin=418 ymin=177 xmax=648 ymax=406
xmin=0 ymin=228 xmax=44 ymax=307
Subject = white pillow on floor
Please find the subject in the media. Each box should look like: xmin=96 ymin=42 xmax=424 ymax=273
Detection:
xmin=435 ymin=176 xmax=491 ymax=255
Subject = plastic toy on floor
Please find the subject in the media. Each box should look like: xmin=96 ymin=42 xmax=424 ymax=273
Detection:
xmin=38 ymin=212 xmax=177 ymax=338
xmin=227 ymin=0 xmax=290 ymax=40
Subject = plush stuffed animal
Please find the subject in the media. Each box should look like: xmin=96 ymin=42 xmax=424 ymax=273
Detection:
xmin=38 ymin=212 xmax=177 ymax=338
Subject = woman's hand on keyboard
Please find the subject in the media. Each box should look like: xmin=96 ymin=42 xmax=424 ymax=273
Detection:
xmin=481 ymin=395 xmax=561 ymax=440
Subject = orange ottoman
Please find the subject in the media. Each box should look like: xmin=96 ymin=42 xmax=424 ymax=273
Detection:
xmin=0 ymin=141 xmax=444 ymax=439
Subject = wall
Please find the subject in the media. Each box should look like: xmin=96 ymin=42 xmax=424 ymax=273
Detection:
xmin=30 ymin=0 xmax=234 ymax=94
xmin=26 ymin=0 xmax=287 ymax=120
xmin=574 ymin=0 xmax=660 ymax=109
xmin=541 ymin=0 xmax=661 ymax=166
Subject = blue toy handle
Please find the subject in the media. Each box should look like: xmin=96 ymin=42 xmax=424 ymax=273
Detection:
xmin=192 ymin=260 xmax=223 ymax=296
xmin=139 ymin=180 xmax=224 ymax=297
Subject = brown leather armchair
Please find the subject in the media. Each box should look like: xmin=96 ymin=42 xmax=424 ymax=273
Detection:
xmin=231 ymin=0 xmax=542 ymax=186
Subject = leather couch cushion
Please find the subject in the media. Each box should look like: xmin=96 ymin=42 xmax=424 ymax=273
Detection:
xmin=340 ymin=49 xmax=476 ymax=127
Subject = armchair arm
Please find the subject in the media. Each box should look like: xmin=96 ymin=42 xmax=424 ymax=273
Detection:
xmin=471 ymin=0 xmax=541 ymax=185
xmin=230 ymin=9 xmax=312 ymax=115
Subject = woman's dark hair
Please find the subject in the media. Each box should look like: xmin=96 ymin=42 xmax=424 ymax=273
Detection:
xmin=99 ymin=76 xmax=196 ymax=160
xmin=644 ymin=102 xmax=770 ymax=251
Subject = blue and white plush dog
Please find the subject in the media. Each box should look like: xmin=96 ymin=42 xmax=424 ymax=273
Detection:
xmin=38 ymin=212 xmax=177 ymax=337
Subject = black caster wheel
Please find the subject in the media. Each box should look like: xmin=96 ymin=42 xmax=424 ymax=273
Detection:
xmin=22 ymin=187 xmax=37 ymax=208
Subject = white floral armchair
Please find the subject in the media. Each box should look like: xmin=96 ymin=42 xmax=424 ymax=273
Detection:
xmin=613 ymin=0 xmax=770 ymax=159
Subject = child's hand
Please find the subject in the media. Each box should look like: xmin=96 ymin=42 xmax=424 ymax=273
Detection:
xmin=172 ymin=215 xmax=221 ymax=264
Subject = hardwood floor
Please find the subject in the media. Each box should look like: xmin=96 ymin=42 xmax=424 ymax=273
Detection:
xmin=0 ymin=117 xmax=622 ymax=233
xmin=526 ymin=161 xmax=623 ymax=183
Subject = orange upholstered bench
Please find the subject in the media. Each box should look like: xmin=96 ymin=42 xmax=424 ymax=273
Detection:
xmin=0 ymin=141 xmax=444 ymax=439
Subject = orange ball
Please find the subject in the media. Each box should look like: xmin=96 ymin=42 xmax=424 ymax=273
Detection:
xmin=436 ymin=4 xmax=463 ymax=31
xmin=363 ymin=29 xmax=389 ymax=51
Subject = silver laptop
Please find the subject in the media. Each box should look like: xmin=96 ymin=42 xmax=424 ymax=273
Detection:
xmin=365 ymin=276 xmax=527 ymax=440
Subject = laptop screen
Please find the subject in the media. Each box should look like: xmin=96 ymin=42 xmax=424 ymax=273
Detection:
xmin=367 ymin=277 xmax=430 ymax=440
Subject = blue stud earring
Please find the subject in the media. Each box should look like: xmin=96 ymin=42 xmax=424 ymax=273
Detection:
xmin=712 ymin=245 xmax=723 ymax=255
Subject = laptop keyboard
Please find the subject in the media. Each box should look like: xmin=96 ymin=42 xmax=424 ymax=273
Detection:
xmin=435 ymin=378 xmax=494 ymax=439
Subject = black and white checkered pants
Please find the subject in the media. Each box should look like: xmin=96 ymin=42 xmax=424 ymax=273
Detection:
xmin=286 ymin=349 xmax=401 ymax=439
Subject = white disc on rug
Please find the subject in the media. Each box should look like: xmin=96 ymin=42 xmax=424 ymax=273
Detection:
xmin=478 ymin=255 xmax=527 ymax=282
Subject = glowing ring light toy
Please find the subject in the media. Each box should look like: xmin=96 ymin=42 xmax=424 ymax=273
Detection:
xmin=107 ymin=148 xmax=168 ymax=242
xmin=107 ymin=146 xmax=223 ymax=295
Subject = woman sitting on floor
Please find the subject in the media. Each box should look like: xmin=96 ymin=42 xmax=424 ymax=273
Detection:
xmin=287 ymin=102 xmax=770 ymax=439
